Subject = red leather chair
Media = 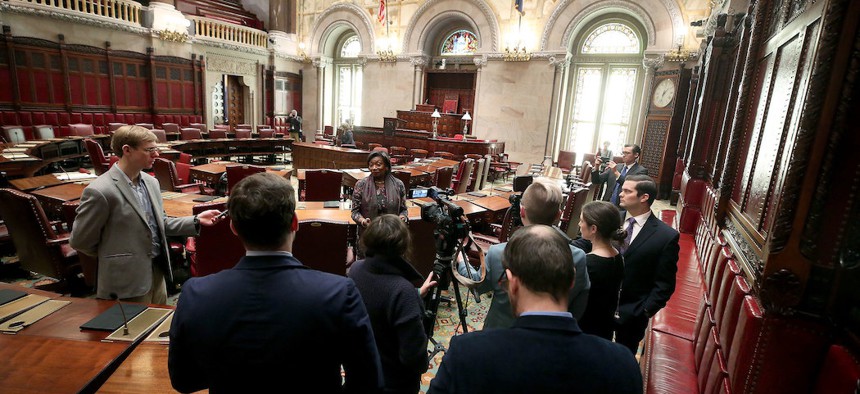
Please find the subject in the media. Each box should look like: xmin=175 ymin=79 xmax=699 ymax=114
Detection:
xmin=209 ymin=129 xmax=228 ymax=139
xmin=558 ymin=186 xmax=589 ymax=233
xmin=135 ymin=123 xmax=154 ymax=130
xmin=84 ymin=138 xmax=111 ymax=175
xmin=1 ymin=125 xmax=27 ymax=144
xmin=392 ymin=170 xmax=412 ymax=189
xmin=235 ymin=129 xmax=252 ymax=139
xmin=367 ymin=143 xmax=382 ymax=151
xmin=152 ymin=158 xmax=207 ymax=194
xmin=555 ymin=150 xmax=577 ymax=174
xmin=434 ymin=151 xmax=455 ymax=160
xmin=226 ymin=164 xmax=265 ymax=195
xmin=186 ymin=201 xmax=244 ymax=277
xmin=69 ymin=123 xmax=95 ymax=137
xmin=161 ymin=123 xmax=180 ymax=134
xmin=389 ymin=146 xmax=408 ymax=164
xmin=304 ymin=169 xmax=342 ymax=201
xmin=151 ymin=129 xmax=168 ymax=143
xmin=292 ymin=220 xmax=349 ymax=276
xmin=452 ymin=159 xmax=474 ymax=194
xmin=409 ymin=148 xmax=429 ymax=160
xmin=188 ymin=123 xmax=207 ymax=134
xmin=180 ymin=128 xmax=203 ymax=140
xmin=0 ymin=189 xmax=80 ymax=285
xmin=258 ymin=129 xmax=276 ymax=138
xmin=434 ymin=166 xmax=454 ymax=189
xmin=108 ymin=123 xmax=127 ymax=132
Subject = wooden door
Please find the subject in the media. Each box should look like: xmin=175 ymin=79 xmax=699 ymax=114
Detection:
xmin=225 ymin=75 xmax=244 ymax=129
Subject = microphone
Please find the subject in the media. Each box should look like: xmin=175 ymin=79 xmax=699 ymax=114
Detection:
xmin=109 ymin=293 xmax=130 ymax=336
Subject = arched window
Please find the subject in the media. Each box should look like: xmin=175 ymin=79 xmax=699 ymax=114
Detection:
xmin=335 ymin=34 xmax=362 ymax=125
xmin=440 ymin=30 xmax=478 ymax=55
xmin=564 ymin=19 xmax=645 ymax=159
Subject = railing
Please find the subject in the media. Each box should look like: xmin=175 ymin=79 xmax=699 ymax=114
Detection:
xmin=12 ymin=0 xmax=142 ymax=25
xmin=189 ymin=16 xmax=267 ymax=48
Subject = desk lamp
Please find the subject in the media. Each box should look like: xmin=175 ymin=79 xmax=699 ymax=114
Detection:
xmin=431 ymin=109 xmax=441 ymax=138
xmin=461 ymin=111 xmax=471 ymax=135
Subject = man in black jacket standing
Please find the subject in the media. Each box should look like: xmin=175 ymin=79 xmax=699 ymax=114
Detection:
xmin=288 ymin=109 xmax=302 ymax=142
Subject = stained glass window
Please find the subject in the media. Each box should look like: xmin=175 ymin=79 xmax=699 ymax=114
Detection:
xmin=581 ymin=23 xmax=640 ymax=54
xmin=441 ymin=30 xmax=478 ymax=55
xmin=340 ymin=36 xmax=361 ymax=58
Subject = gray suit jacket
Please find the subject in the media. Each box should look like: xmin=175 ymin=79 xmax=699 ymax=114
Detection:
xmin=469 ymin=235 xmax=590 ymax=329
xmin=70 ymin=164 xmax=196 ymax=299
xmin=592 ymin=162 xmax=648 ymax=203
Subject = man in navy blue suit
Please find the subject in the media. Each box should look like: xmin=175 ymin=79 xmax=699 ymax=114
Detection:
xmin=429 ymin=225 xmax=641 ymax=394
xmin=573 ymin=174 xmax=680 ymax=354
xmin=168 ymin=172 xmax=382 ymax=393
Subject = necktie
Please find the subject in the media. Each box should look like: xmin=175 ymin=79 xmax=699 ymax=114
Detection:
xmin=610 ymin=165 xmax=628 ymax=205
xmin=621 ymin=217 xmax=636 ymax=253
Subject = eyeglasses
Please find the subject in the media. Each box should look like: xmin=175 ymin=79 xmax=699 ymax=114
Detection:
xmin=621 ymin=151 xmax=634 ymax=156
xmin=497 ymin=268 xmax=510 ymax=289
xmin=141 ymin=146 xmax=161 ymax=154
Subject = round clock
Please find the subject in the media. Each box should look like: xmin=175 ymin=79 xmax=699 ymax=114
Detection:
xmin=652 ymin=78 xmax=676 ymax=108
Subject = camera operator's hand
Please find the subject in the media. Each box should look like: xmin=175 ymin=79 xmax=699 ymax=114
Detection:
xmin=594 ymin=156 xmax=603 ymax=167
xmin=360 ymin=218 xmax=371 ymax=227
xmin=399 ymin=214 xmax=408 ymax=223
xmin=419 ymin=273 xmax=438 ymax=297
xmin=606 ymin=160 xmax=618 ymax=173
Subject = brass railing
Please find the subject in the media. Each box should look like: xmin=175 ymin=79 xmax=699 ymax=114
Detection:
xmin=13 ymin=0 xmax=142 ymax=25
xmin=189 ymin=16 xmax=267 ymax=48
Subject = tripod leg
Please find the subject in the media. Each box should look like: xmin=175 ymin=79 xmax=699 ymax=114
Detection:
xmin=427 ymin=336 xmax=446 ymax=360
xmin=450 ymin=279 xmax=469 ymax=333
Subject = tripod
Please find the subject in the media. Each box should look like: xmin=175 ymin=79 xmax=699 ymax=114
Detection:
xmin=424 ymin=234 xmax=470 ymax=360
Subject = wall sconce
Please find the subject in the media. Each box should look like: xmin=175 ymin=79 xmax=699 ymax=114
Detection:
xmin=504 ymin=43 xmax=530 ymax=61
xmin=298 ymin=42 xmax=310 ymax=63
xmin=663 ymin=44 xmax=698 ymax=62
xmin=461 ymin=111 xmax=471 ymax=134
xmin=431 ymin=109 xmax=441 ymax=138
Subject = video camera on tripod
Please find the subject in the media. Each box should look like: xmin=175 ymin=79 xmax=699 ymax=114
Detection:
xmin=420 ymin=187 xmax=473 ymax=356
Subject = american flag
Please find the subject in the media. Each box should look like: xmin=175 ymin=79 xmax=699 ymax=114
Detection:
xmin=378 ymin=0 xmax=386 ymax=23
xmin=514 ymin=0 xmax=524 ymax=15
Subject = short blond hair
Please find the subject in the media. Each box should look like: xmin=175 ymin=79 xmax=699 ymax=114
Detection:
xmin=111 ymin=125 xmax=156 ymax=158
xmin=521 ymin=179 xmax=563 ymax=225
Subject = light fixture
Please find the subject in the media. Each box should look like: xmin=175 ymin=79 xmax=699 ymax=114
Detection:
xmin=157 ymin=30 xmax=189 ymax=43
xmin=663 ymin=44 xmax=698 ymax=62
xmin=298 ymin=42 xmax=310 ymax=63
xmin=431 ymin=109 xmax=441 ymax=138
xmin=461 ymin=111 xmax=471 ymax=134
xmin=376 ymin=37 xmax=397 ymax=62
xmin=503 ymin=44 xmax=530 ymax=61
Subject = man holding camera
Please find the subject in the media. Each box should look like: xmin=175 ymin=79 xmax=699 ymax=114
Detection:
xmin=430 ymin=225 xmax=641 ymax=394
xmin=593 ymin=143 xmax=648 ymax=206
xmin=288 ymin=109 xmax=302 ymax=142
xmin=458 ymin=180 xmax=590 ymax=329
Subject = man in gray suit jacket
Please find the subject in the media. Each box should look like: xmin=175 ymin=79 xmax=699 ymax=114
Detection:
xmin=592 ymin=144 xmax=648 ymax=205
xmin=458 ymin=180 xmax=589 ymax=329
xmin=71 ymin=126 xmax=222 ymax=304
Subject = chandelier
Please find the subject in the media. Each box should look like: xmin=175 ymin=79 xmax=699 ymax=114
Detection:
xmin=503 ymin=44 xmax=530 ymax=62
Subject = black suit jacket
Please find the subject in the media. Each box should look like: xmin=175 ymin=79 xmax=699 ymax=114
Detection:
xmin=572 ymin=212 xmax=679 ymax=321
xmin=169 ymin=254 xmax=382 ymax=393
xmin=428 ymin=315 xmax=642 ymax=394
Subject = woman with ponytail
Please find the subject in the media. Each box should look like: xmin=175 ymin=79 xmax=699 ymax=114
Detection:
xmin=576 ymin=200 xmax=626 ymax=340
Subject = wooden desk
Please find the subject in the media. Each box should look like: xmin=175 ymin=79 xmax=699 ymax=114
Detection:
xmin=467 ymin=195 xmax=511 ymax=226
xmin=161 ymin=193 xmax=227 ymax=218
xmin=8 ymin=174 xmax=65 ymax=191
xmin=30 ymin=182 xmax=89 ymax=218
xmin=290 ymin=142 xmax=368 ymax=170
xmin=295 ymin=201 xmax=355 ymax=223
xmin=0 ymin=287 xmax=139 ymax=393
xmin=99 ymin=342 xmax=188 ymax=394
xmin=392 ymin=166 xmax=433 ymax=187
xmin=189 ymin=162 xmax=291 ymax=184
xmin=0 ymin=151 xmax=42 ymax=178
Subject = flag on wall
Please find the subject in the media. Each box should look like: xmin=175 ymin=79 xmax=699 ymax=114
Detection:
xmin=514 ymin=0 xmax=524 ymax=16
xmin=378 ymin=0 xmax=386 ymax=23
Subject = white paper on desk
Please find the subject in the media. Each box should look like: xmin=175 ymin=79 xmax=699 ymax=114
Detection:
xmin=54 ymin=172 xmax=97 ymax=181
xmin=104 ymin=307 xmax=172 ymax=342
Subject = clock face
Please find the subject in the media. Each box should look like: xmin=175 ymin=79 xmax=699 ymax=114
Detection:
xmin=652 ymin=78 xmax=676 ymax=108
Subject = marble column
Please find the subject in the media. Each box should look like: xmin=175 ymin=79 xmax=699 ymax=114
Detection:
xmin=313 ymin=57 xmax=332 ymax=134
xmin=546 ymin=53 xmax=571 ymax=157
xmin=410 ymin=56 xmax=429 ymax=106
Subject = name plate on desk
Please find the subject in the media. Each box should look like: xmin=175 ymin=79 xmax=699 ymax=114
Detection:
xmin=143 ymin=311 xmax=174 ymax=344
xmin=0 ymin=300 xmax=70 ymax=333
xmin=80 ymin=303 xmax=147 ymax=331
xmin=105 ymin=307 xmax=172 ymax=342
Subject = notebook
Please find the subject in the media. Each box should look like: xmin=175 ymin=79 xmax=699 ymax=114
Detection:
xmin=80 ymin=303 xmax=148 ymax=331
xmin=467 ymin=192 xmax=487 ymax=198
xmin=0 ymin=289 xmax=27 ymax=306
xmin=323 ymin=201 xmax=341 ymax=208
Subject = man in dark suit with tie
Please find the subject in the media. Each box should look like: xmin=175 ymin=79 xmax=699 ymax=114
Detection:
xmin=429 ymin=225 xmax=642 ymax=394
xmin=592 ymin=144 xmax=648 ymax=205
xmin=168 ymin=172 xmax=382 ymax=393
xmin=573 ymin=174 xmax=680 ymax=354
